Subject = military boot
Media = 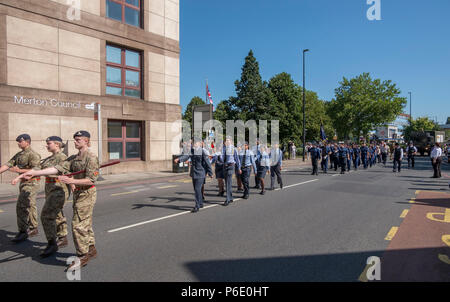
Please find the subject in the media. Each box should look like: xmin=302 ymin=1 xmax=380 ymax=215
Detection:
xmin=56 ymin=236 xmax=68 ymax=248
xmin=40 ymin=239 xmax=58 ymax=258
xmin=11 ymin=232 xmax=28 ymax=243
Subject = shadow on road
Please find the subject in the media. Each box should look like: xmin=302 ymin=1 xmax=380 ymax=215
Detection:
xmin=0 ymin=230 xmax=72 ymax=267
xmin=184 ymin=247 xmax=450 ymax=282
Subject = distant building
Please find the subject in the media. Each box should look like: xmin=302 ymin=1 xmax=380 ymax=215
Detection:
xmin=440 ymin=117 xmax=450 ymax=130
xmin=376 ymin=125 xmax=402 ymax=142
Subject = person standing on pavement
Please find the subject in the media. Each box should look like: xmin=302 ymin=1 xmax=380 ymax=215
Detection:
xmin=406 ymin=142 xmax=418 ymax=169
xmin=239 ymin=142 xmax=257 ymax=199
xmin=270 ymin=143 xmax=283 ymax=190
xmin=222 ymin=137 xmax=241 ymax=206
xmin=175 ymin=139 xmax=213 ymax=212
xmin=20 ymin=131 xmax=99 ymax=270
xmin=0 ymin=134 xmax=41 ymax=243
xmin=292 ymin=143 xmax=296 ymax=160
xmin=393 ymin=143 xmax=403 ymax=173
xmin=430 ymin=142 xmax=442 ymax=178
xmin=309 ymin=143 xmax=321 ymax=175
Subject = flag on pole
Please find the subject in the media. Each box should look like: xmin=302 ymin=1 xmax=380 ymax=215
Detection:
xmin=206 ymin=84 xmax=214 ymax=111
xmin=320 ymin=124 xmax=327 ymax=141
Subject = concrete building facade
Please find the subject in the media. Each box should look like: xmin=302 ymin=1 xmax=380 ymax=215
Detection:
xmin=0 ymin=0 xmax=181 ymax=183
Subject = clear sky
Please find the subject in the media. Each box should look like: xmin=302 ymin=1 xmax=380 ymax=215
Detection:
xmin=180 ymin=0 xmax=450 ymax=124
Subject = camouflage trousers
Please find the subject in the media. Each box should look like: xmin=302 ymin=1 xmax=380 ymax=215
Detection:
xmin=72 ymin=187 xmax=96 ymax=256
xmin=17 ymin=181 xmax=39 ymax=233
xmin=41 ymin=186 xmax=68 ymax=241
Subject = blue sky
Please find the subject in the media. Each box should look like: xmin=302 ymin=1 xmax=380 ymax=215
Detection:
xmin=179 ymin=0 xmax=450 ymax=124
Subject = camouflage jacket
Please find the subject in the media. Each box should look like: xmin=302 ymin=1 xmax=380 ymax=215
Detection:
xmin=55 ymin=150 xmax=99 ymax=183
xmin=41 ymin=151 xmax=69 ymax=192
xmin=7 ymin=147 xmax=41 ymax=170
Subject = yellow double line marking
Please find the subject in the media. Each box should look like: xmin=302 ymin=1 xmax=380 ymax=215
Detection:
xmin=400 ymin=209 xmax=409 ymax=218
xmin=111 ymin=190 xmax=140 ymax=197
xmin=157 ymin=185 xmax=178 ymax=189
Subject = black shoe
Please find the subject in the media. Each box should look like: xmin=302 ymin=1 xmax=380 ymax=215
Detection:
xmin=223 ymin=200 xmax=230 ymax=206
xmin=260 ymin=190 xmax=265 ymax=195
xmin=242 ymin=195 xmax=249 ymax=199
xmin=280 ymin=183 xmax=283 ymax=189
xmin=40 ymin=240 xmax=58 ymax=258
xmin=217 ymin=191 xmax=224 ymax=197
xmin=199 ymin=204 xmax=204 ymax=208
xmin=237 ymin=188 xmax=243 ymax=193
xmin=191 ymin=207 xmax=199 ymax=213
xmin=253 ymin=185 xmax=260 ymax=189
xmin=11 ymin=232 xmax=28 ymax=243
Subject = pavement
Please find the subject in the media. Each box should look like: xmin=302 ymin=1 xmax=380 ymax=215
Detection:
xmin=0 ymin=156 xmax=449 ymax=281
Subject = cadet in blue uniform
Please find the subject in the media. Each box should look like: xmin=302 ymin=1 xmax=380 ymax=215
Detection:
xmin=269 ymin=144 xmax=283 ymax=190
xmin=222 ymin=137 xmax=241 ymax=206
xmin=360 ymin=143 xmax=369 ymax=169
xmin=347 ymin=144 xmax=353 ymax=171
xmin=338 ymin=143 xmax=349 ymax=174
xmin=257 ymin=146 xmax=271 ymax=195
xmin=329 ymin=144 xmax=335 ymax=170
xmin=175 ymin=140 xmax=213 ymax=213
xmin=321 ymin=143 xmax=331 ymax=173
xmin=239 ymin=142 xmax=257 ymax=199
xmin=353 ymin=144 xmax=361 ymax=170
xmin=211 ymin=144 xmax=225 ymax=196
xmin=332 ymin=143 xmax=340 ymax=171
xmin=252 ymin=140 xmax=261 ymax=189
xmin=309 ymin=143 xmax=321 ymax=175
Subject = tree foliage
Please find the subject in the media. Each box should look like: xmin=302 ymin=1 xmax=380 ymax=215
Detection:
xmin=402 ymin=117 xmax=442 ymax=142
xmin=182 ymin=96 xmax=205 ymax=125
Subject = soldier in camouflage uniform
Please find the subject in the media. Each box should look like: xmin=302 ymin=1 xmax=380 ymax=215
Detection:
xmin=0 ymin=134 xmax=41 ymax=243
xmin=39 ymin=136 xmax=70 ymax=257
xmin=22 ymin=131 xmax=99 ymax=269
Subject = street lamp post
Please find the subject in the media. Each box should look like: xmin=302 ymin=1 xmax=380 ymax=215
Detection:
xmin=408 ymin=92 xmax=412 ymax=126
xmin=302 ymin=49 xmax=309 ymax=162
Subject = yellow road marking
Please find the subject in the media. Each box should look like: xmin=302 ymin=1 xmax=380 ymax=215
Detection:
xmin=400 ymin=209 xmax=409 ymax=218
xmin=157 ymin=185 xmax=178 ymax=189
xmin=415 ymin=190 xmax=421 ymax=195
xmin=443 ymin=235 xmax=450 ymax=247
xmin=438 ymin=254 xmax=450 ymax=265
xmin=409 ymin=198 xmax=416 ymax=204
xmin=111 ymin=190 xmax=140 ymax=196
xmin=385 ymin=227 xmax=399 ymax=241
xmin=426 ymin=209 xmax=450 ymax=223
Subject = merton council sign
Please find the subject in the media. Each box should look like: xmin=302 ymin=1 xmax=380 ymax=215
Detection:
xmin=13 ymin=96 xmax=95 ymax=110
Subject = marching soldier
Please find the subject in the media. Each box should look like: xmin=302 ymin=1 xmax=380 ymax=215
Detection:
xmin=338 ymin=143 xmax=349 ymax=174
xmin=239 ymin=142 xmax=257 ymax=199
xmin=320 ymin=143 xmax=331 ymax=173
xmin=309 ymin=143 xmax=321 ymax=175
xmin=39 ymin=136 xmax=70 ymax=257
xmin=347 ymin=144 xmax=353 ymax=172
xmin=211 ymin=143 xmax=225 ymax=196
xmin=353 ymin=144 xmax=361 ymax=170
xmin=20 ymin=131 xmax=99 ymax=270
xmin=222 ymin=137 xmax=241 ymax=206
xmin=360 ymin=143 xmax=369 ymax=169
xmin=252 ymin=139 xmax=261 ymax=189
xmin=256 ymin=145 xmax=271 ymax=195
xmin=0 ymin=134 xmax=41 ymax=243
xmin=175 ymin=139 xmax=213 ymax=212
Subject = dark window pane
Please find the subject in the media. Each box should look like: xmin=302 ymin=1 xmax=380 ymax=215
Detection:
xmin=126 ymin=142 xmax=141 ymax=159
xmin=106 ymin=86 xmax=123 ymax=96
xmin=125 ymin=50 xmax=139 ymax=68
xmin=106 ymin=0 xmax=122 ymax=22
xmin=125 ymin=7 xmax=140 ymax=27
xmin=106 ymin=45 xmax=122 ymax=64
xmin=125 ymin=70 xmax=139 ymax=87
xmin=126 ymin=122 xmax=140 ymax=138
xmin=108 ymin=121 xmax=123 ymax=138
xmin=125 ymin=89 xmax=140 ymax=98
xmin=108 ymin=142 xmax=123 ymax=160
xmin=126 ymin=0 xmax=139 ymax=7
xmin=107 ymin=66 xmax=122 ymax=84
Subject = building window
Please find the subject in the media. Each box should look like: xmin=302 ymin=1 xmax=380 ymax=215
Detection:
xmin=106 ymin=0 xmax=141 ymax=28
xmin=108 ymin=120 xmax=143 ymax=161
xmin=106 ymin=44 xmax=142 ymax=98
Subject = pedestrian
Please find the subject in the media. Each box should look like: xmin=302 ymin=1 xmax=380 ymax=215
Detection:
xmin=201 ymin=141 xmax=211 ymax=201
xmin=175 ymin=139 xmax=213 ymax=212
xmin=270 ymin=143 xmax=283 ymax=190
xmin=447 ymin=144 xmax=450 ymax=164
xmin=333 ymin=143 xmax=340 ymax=171
xmin=353 ymin=144 xmax=361 ymax=170
xmin=257 ymin=145 xmax=271 ymax=195
xmin=20 ymin=131 xmax=100 ymax=270
xmin=252 ymin=139 xmax=261 ymax=189
xmin=392 ymin=143 xmax=403 ymax=173
xmin=235 ymin=143 xmax=244 ymax=193
xmin=406 ymin=141 xmax=418 ymax=169
xmin=38 ymin=136 xmax=70 ymax=257
xmin=0 ymin=134 xmax=41 ymax=243
xmin=292 ymin=143 xmax=296 ymax=160
xmin=430 ymin=142 xmax=442 ymax=178
xmin=222 ymin=137 xmax=241 ymax=206
xmin=309 ymin=143 xmax=321 ymax=175
xmin=239 ymin=142 xmax=257 ymax=199
xmin=380 ymin=142 xmax=388 ymax=166
xmin=347 ymin=144 xmax=353 ymax=172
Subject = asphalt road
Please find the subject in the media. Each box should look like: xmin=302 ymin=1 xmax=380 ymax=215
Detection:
xmin=0 ymin=156 xmax=449 ymax=282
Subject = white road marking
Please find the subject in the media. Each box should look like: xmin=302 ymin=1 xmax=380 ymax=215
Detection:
xmin=107 ymin=179 xmax=319 ymax=233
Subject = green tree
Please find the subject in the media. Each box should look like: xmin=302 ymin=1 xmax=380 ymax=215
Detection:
xmin=402 ymin=117 xmax=441 ymax=142
xmin=328 ymin=73 xmax=407 ymax=140
xmin=182 ymin=96 xmax=205 ymax=125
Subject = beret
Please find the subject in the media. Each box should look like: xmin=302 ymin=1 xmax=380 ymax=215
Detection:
xmin=16 ymin=134 xmax=31 ymax=142
xmin=46 ymin=136 xmax=63 ymax=143
xmin=73 ymin=130 xmax=90 ymax=139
